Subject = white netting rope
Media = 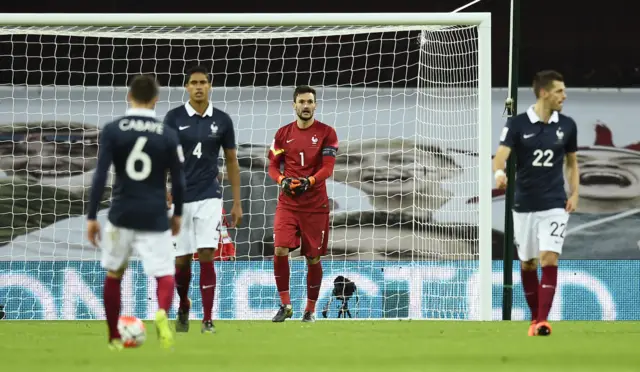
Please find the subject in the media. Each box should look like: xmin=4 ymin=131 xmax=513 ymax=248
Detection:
xmin=0 ymin=24 xmax=484 ymax=320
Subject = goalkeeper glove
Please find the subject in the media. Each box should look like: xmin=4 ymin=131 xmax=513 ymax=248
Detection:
xmin=277 ymin=175 xmax=315 ymax=196
xmin=295 ymin=176 xmax=315 ymax=195
xmin=278 ymin=176 xmax=299 ymax=196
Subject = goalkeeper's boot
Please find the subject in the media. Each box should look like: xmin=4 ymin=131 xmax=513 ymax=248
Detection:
xmin=535 ymin=321 xmax=552 ymax=336
xmin=108 ymin=339 xmax=124 ymax=351
xmin=155 ymin=309 xmax=175 ymax=349
xmin=272 ymin=304 xmax=293 ymax=322
xmin=201 ymin=320 xmax=216 ymax=334
xmin=301 ymin=311 xmax=316 ymax=323
xmin=175 ymin=298 xmax=191 ymax=333
xmin=528 ymin=321 xmax=537 ymax=337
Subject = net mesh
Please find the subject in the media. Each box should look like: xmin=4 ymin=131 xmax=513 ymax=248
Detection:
xmin=0 ymin=24 xmax=483 ymax=320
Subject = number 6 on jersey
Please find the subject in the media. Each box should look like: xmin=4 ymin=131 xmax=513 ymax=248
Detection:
xmin=126 ymin=136 xmax=152 ymax=180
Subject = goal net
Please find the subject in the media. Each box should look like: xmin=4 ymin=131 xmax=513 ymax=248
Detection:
xmin=0 ymin=13 xmax=492 ymax=321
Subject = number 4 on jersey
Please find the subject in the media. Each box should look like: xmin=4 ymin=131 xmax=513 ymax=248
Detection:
xmin=192 ymin=142 xmax=202 ymax=159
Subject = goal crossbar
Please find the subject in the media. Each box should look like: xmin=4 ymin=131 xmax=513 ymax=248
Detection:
xmin=0 ymin=12 xmax=491 ymax=27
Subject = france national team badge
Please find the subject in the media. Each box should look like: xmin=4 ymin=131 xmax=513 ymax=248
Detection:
xmin=556 ymin=128 xmax=564 ymax=144
xmin=210 ymin=123 xmax=218 ymax=138
xmin=311 ymin=135 xmax=318 ymax=145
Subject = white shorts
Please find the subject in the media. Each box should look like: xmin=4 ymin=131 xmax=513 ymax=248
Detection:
xmin=174 ymin=198 xmax=223 ymax=256
xmin=513 ymin=208 xmax=569 ymax=261
xmin=101 ymin=222 xmax=175 ymax=277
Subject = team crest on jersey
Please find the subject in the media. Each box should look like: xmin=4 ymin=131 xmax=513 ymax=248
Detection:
xmin=209 ymin=123 xmax=218 ymax=138
xmin=556 ymin=128 xmax=564 ymax=143
xmin=311 ymin=135 xmax=319 ymax=145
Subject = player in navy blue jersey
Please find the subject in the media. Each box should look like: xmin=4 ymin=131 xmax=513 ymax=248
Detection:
xmin=86 ymin=75 xmax=186 ymax=350
xmin=164 ymin=65 xmax=243 ymax=334
xmin=493 ymin=70 xmax=579 ymax=337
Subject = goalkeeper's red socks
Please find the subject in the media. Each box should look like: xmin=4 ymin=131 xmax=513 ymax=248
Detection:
xmin=175 ymin=264 xmax=192 ymax=311
xmin=200 ymin=261 xmax=216 ymax=321
xmin=156 ymin=275 xmax=174 ymax=312
xmin=305 ymin=261 xmax=323 ymax=312
xmin=103 ymin=276 xmax=122 ymax=341
xmin=520 ymin=268 xmax=539 ymax=321
xmin=538 ymin=265 xmax=558 ymax=322
xmin=274 ymin=255 xmax=291 ymax=305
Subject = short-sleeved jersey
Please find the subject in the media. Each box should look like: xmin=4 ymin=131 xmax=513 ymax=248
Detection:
xmin=163 ymin=102 xmax=236 ymax=203
xmin=87 ymin=108 xmax=185 ymax=232
xmin=269 ymin=120 xmax=338 ymax=213
xmin=500 ymin=106 xmax=578 ymax=212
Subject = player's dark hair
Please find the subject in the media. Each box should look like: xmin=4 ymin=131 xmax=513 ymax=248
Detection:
xmin=129 ymin=74 xmax=159 ymax=104
xmin=293 ymin=85 xmax=316 ymax=102
xmin=185 ymin=65 xmax=211 ymax=84
xmin=533 ymin=70 xmax=564 ymax=98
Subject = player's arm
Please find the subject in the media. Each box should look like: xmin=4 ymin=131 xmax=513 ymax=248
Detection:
xmin=163 ymin=109 xmax=178 ymax=208
xmin=268 ymin=131 xmax=298 ymax=195
xmin=86 ymin=126 xmax=114 ymax=247
xmin=165 ymin=171 xmax=173 ymax=209
xmin=564 ymin=124 xmax=579 ymax=212
xmin=167 ymin=139 xmax=186 ymax=217
xmin=303 ymin=127 xmax=338 ymax=187
xmin=493 ymin=119 xmax=517 ymax=189
xmin=222 ymin=116 xmax=243 ymax=227
xmin=167 ymin=131 xmax=187 ymax=235
xmin=268 ymin=131 xmax=286 ymax=184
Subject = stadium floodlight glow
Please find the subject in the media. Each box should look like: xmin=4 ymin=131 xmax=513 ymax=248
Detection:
xmin=0 ymin=12 xmax=492 ymax=321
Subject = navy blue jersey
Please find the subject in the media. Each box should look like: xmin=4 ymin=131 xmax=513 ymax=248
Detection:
xmin=87 ymin=108 xmax=186 ymax=231
xmin=163 ymin=102 xmax=236 ymax=203
xmin=500 ymin=106 xmax=578 ymax=212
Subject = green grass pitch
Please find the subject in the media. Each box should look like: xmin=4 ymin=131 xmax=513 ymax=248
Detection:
xmin=1 ymin=321 xmax=639 ymax=371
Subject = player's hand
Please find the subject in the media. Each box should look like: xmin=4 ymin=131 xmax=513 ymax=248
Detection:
xmin=495 ymin=170 xmax=507 ymax=190
xmin=170 ymin=215 xmax=182 ymax=236
xmin=87 ymin=219 xmax=101 ymax=247
xmin=295 ymin=176 xmax=315 ymax=195
xmin=166 ymin=192 xmax=173 ymax=210
xmin=566 ymin=193 xmax=579 ymax=213
xmin=280 ymin=177 xmax=298 ymax=196
xmin=230 ymin=203 xmax=243 ymax=227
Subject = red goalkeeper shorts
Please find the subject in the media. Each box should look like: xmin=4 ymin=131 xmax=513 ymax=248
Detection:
xmin=273 ymin=206 xmax=329 ymax=258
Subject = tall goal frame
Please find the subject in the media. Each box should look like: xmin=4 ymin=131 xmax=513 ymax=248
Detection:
xmin=0 ymin=12 xmax=492 ymax=321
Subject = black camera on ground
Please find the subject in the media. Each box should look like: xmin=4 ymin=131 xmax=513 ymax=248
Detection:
xmin=321 ymin=275 xmax=359 ymax=318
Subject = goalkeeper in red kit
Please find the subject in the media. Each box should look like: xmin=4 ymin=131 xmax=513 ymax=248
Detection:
xmin=268 ymin=85 xmax=338 ymax=322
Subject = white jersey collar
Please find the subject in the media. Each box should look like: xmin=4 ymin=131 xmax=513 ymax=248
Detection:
xmin=185 ymin=101 xmax=213 ymax=117
xmin=526 ymin=105 xmax=559 ymax=124
xmin=125 ymin=108 xmax=156 ymax=118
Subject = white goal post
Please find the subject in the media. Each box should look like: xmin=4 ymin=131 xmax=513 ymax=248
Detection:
xmin=0 ymin=13 xmax=492 ymax=321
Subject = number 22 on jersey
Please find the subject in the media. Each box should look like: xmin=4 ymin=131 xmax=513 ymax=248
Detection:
xmin=532 ymin=149 xmax=554 ymax=167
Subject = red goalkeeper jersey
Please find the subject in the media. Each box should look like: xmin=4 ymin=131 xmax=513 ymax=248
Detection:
xmin=268 ymin=120 xmax=338 ymax=213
